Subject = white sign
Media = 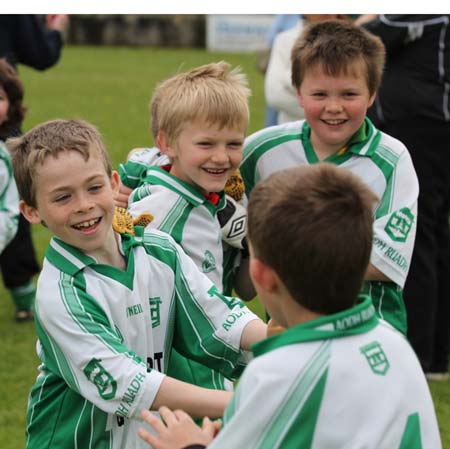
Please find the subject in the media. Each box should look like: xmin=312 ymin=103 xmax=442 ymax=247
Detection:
xmin=206 ymin=15 xmax=275 ymax=52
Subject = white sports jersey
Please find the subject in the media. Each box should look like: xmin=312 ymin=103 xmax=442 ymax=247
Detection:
xmin=211 ymin=296 xmax=442 ymax=449
xmin=127 ymin=165 xmax=238 ymax=295
xmin=0 ymin=140 xmax=19 ymax=252
xmin=119 ymin=147 xmax=170 ymax=190
xmin=26 ymin=229 xmax=257 ymax=449
xmin=241 ymin=119 xmax=418 ymax=334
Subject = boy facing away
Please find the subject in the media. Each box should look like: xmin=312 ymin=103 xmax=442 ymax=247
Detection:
xmin=240 ymin=19 xmax=419 ymax=335
xmin=9 ymin=119 xmax=266 ymax=449
xmin=118 ymin=62 xmax=253 ymax=393
xmin=138 ymin=164 xmax=442 ymax=449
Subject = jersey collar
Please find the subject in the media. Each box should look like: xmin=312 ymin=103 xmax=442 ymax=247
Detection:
xmin=141 ymin=166 xmax=227 ymax=214
xmin=301 ymin=118 xmax=382 ymax=165
xmin=45 ymin=230 xmax=143 ymax=277
xmin=252 ymin=295 xmax=379 ymax=357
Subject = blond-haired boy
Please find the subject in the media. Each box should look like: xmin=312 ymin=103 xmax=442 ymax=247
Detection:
xmin=240 ymin=19 xmax=418 ymax=335
xmin=9 ymin=119 xmax=266 ymax=449
xmin=118 ymin=61 xmax=253 ymax=393
xmin=138 ymin=164 xmax=441 ymax=449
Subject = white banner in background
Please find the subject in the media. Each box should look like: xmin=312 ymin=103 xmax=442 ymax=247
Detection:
xmin=206 ymin=15 xmax=275 ymax=53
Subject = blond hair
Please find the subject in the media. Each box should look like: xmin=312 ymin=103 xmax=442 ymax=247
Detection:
xmin=150 ymin=61 xmax=250 ymax=144
xmin=8 ymin=119 xmax=112 ymax=208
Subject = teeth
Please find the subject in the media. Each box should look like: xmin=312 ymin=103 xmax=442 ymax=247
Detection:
xmin=324 ymin=119 xmax=346 ymax=125
xmin=204 ymin=168 xmax=226 ymax=174
xmin=74 ymin=218 xmax=99 ymax=229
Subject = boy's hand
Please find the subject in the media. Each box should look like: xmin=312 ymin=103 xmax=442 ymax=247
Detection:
xmin=114 ymin=180 xmax=133 ymax=208
xmin=218 ymin=195 xmax=247 ymax=249
xmin=138 ymin=407 xmax=217 ymax=449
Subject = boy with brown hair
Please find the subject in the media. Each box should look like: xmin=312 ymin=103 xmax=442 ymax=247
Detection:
xmin=8 ymin=118 xmax=266 ymax=449
xmin=240 ymin=19 xmax=419 ymax=335
xmin=117 ymin=61 xmax=253 ymax=394
xmin=138 ymin=164 xmax=442 ymax=449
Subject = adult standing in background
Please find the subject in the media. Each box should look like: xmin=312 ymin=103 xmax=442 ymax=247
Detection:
xmin=0 ymin=14 xmax=69 ymax=321
xmin=358 ymin=14 xmax=450 ymax=380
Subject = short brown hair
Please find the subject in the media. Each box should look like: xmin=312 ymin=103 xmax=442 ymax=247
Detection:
xmin=248 ymin=164 xmax=378 ymax=314
xmin=150 ymin=61 xmax=251 ymax=145
xmin=291 ymin=20 xmax=385 ymax=95
xmin=8 ymin=119 xmax=112 ymax=208
xmin=0 ymin=58 xmax=26 ymax=140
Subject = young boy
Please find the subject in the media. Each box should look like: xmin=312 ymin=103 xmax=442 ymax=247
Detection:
xmin=0 ymin=61 xmax=19 ymax=262
xmin=0 ymin=58 xmax=39 ymax=322
xmin=118 ymin=62 xmax=252 ymax=393
xmin=8 ymin=118 xmax=266 ymax=449
xmin=137 ymin=164 xmax=442 ymax=449
xmin=240 ymin=19 xmax=418 ymax=335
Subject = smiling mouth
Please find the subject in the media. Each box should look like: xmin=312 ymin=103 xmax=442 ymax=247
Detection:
xmin=72 ymin=218 xmax=101 ymax=230
xmin=203 ymin=168 xmax=228 ymax=175
xmin=322 ymin=119 xmax=347 ymax=125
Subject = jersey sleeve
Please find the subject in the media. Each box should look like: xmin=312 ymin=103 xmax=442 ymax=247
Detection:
xmin=35 ymin=266 xmax=165 ymax=419
xmin=0 ymin=156 xmax=19 ymax=252
xmin=118 ymin=147 xmax=169 ymax=189
xmin=143 ymin=231 xmax=260 ymax=379
xmin=371 ymin=148 xmax=419 ymax=287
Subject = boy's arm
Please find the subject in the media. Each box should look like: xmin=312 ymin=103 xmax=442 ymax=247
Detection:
xmin=151 ymin=378 xmax=231 ymax=419
xmin=119 ymin=147 xmax=170 ymax=189
xmin=369 ymin=148 xmax=419 ymax=288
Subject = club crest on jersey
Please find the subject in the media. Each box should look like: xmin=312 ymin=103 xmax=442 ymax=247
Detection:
xmin=84 ymin=358 xmax=117 ymax=399
xmin=360 ymin=341 xmax=390 ymax=375
xmin=202 ymin=250 xmax=216 ymax=273
xmin=149 ymin=296 xmax=162 ymax=328
xmin=384 ymin=208 xmax=414 ymax=242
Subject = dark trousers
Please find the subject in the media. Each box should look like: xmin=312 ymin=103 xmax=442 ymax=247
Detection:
xmin=0 ymin=214 xmax=40 ymax=288
xmin=383 ymin=120 xmax=450 ymax=372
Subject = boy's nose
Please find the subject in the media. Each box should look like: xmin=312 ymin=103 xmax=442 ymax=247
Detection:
xmin=211 ymin=146 xmax=229 ymax=164
xmin=325 ymin=98 xmax=343 ymax=113
xmin=76 ymin=194 xmax=95 ymax=212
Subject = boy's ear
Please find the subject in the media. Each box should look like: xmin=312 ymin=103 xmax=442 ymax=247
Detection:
xmin=157 ymin=131 xmax=175 ymax=158
xmin=19 ymin=200 xmax=41 ymax=225
xmin=249 ymin=257 xmax=279 ymax=295
xmin=368 ymin=91 xmax=377 ymax=108
xmin=110 ymin=170 xmax=120 ymax=194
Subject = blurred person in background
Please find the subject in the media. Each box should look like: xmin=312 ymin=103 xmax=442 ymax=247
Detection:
xmin=0 ymin=14 xmax=68 ymax=321
xmin=358 ymin=14 xmax=450 ymax=381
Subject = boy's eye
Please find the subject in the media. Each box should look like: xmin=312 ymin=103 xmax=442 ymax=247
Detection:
xmin=54 ymin=194 xmax=70 ymax=203
xmin=228 ymin=142 xmax=243 ymax=149
xmin=312 ymin=92 xmax=325 ymax=97
xmin=89 ymin=184 xmax=103 ymax=192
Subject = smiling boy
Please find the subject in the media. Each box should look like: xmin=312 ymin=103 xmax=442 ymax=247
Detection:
xmin=8 ymin=119 xmax=266 ymax=449
xmin=119 ymin=62 xmax=252 ymax=395
xmin=240 ymin=20 xmax=419 ymax=335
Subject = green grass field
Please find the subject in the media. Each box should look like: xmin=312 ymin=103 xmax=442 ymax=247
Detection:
xmin=0 ymin=45 xmax=448 ymax=449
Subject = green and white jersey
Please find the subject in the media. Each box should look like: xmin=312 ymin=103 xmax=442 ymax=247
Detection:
xmin=241 ymin=119 xmax=418 ymax=334
xmin=0 ymin=140 xmax=19 ymax=252
xmin=119 ymin=147 xmax=170 ymax=190
xmin=26 ymin=229 xmax=257 ymax=449
xmin=127 ymin=165 xmax=238 ymax=295
xmin=212 ymin=297 xmax=442 ymax=449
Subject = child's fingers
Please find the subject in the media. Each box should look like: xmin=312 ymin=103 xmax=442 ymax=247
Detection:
xmin=140 ymin=409 xmax=168 ymax=434
xmin=137 ymin=427 xmax=160 ymax=447
xmin=158 ymin=405 xmax=179 ymax=426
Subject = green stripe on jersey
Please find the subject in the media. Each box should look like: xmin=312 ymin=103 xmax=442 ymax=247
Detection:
xmin=370 ymin=145 xmax=400 ymax=218
xmin=159 ymin=197 xmax=191 ymax=243
xmin=398 ymin=413 xmax=423 ymax=449
xmin=241 ymin=131 xmax=301 ymax=195
xmin=256 ymin=341 xmax=330 ymax=449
